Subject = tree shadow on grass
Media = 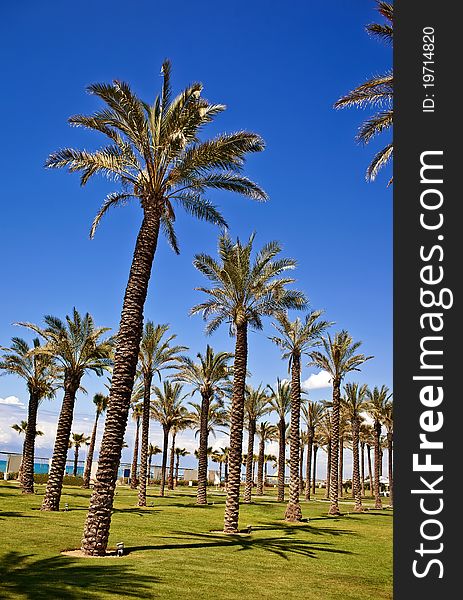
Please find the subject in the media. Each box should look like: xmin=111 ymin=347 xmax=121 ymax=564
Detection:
xmin=125 ymin=530 xmax=353 ymax=561
xmin=0 ymin=512 xmax=36 ymax=520
xmin=250 ymin=523 xmax=354 ymax=537
xmin=0 ymin=552 xmax=155 ymax=600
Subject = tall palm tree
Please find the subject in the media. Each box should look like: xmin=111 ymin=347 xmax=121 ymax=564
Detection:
xmin=334 ymin=1 xmax=393 ymax=183
xmin=366 ymin=385 xmax=392 ymax=509
xmin=82 ymin=392 xmax=108 ymax=488
xmin=1 ymin=338 xmax=55 ymax=494
xmin=130 ymin=401 xmax=144 ymax=489
xmin=49 ymin=64 xmax=269 ymax=555
xmin=309 ymin=331 xmax=372 ymax=516
xmin=174 ymin=345 xmax=232 ymax=504
xmin=69 ymin=433 xmax=91 ymax=477
xmin=18 ymin=310 xmax=112 ymax=510
xmin=151 ymin=381 xmax=189 ymax=497
xmin=301 ymin=400 xmax=324 ymax=500
xmin=383 ymin=399 xmax=393 ymax=506
xmin=342 ymin=383 xmax=368 ymax=511
xmin=255 ymin=421 xmax=274 ymax=496
xmin=192 ymin=232 xmax=306 ymax=533
xmin=243 ymin=385 xmax=269 ymax=503
xmin=174 ymin=448 xmax=189 ymax=486
xmin=270 ymin=310 xmax=331 ymax=521
xmin=267 ymin=379 xmax=291 ymax=502
xmin=168 ymin=412 xmax=193 ymax=491
xmin=147 ymin=443 xmax=162 ymax=483
xmin=137 ymin=322 xmax=186 ymax=506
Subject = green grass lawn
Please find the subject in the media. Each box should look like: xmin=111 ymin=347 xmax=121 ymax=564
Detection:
xmin=0 ymin=482 xmax=392 ymax=600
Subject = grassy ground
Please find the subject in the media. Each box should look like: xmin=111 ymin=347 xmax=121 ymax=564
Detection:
xmin=0 ymin=482 xmax=392 ymax=600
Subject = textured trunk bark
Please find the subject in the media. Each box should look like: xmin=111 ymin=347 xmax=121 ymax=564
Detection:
xmin=167 ymin=431 xmax=176 ymax=491
xmin=224 ymin=459 xmax=228 ymax=484
xmin=81 ymin=210 xmax=160 ymax=555
xmin=160 ymin=427 xmax=169 ymax=497
xmin=83 ymin=411 xmax=99 ymax=488
xmin=21 ymin=391 xmax=39 ymax=494
xmin=148 ymin=454 xmax=153 ymax=485
xmin=73 ymin=446 xmax=79 ymax=477
xmin=312 ymin=445 xmax=318 ymax=495
xmin=299 ymin=444 xmax=304 ymax=494
xmin=325 ymin=441 xmax=331 ymax=499
xmin=387 ymin=433 xmax=393 ymax=507
xmin=338 ymin=436 xmax=344 ymax=498
xmin=244 ymin=418 xmax=256 ymax=503
xmin=304 ymin=431 xmax=313 ymax=501
xmin=328 ymin=379 xmax=341 ymax=515
xmin=196 ymin=391 xmax=211 ymax=504
xmin=218 ymin=462 xmax=222 ymax=486
xmin=138 ymin=372 xmax=153 ymax=506
xmin=360 ymin=442 xmax=365 ymax=497
xmin=175 ymin=455 xmax=180 ymax=487
xmin=352 ymin=420 xmax=363 ymax=512
xmin=130 ymin=417 xmax=140 ymax=489
xmin=256 ymin=436 xmax=265 ymax=495
xmin=277 ymin=419 xmax=286 ymax=502
xmin=367 ymin=444 xmax=373 ymax=494
xmin=373 ymin=420 xmax=383 ymax=509
xmin=223 ymin=323 xmax=248 ymax=533
xmin=41 ymin=378 xmax=79 ymax=511
xmin=285 ymin=353 xmax=302 ymax=521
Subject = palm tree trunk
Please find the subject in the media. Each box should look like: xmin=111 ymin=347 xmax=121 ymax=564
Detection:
xmin=218 ymin=461 xmax=222 ymax=486
xmin=338 ymin=435 xmax=344 ymax=498
xmin=304 ymin=432 xmax=313 ymax=501
xmin=130 ymin=417 xmax=140 ymax=489
xmin=224 ymin=458 xmax=228 ymax=485
xmin=374 ymin=421 xmax=383 ymax=509
xmin=325 ymin=441 xmax=331 ymax=499
xmin=312 ymin=445 xmax=318 ymax=495
xmin=175 ymin=454 xmax=180 ymax=487
xmin=168 ymin=432 xmax=176 ymax=491
xmin=328 ymin=379 xmax=341 ymax=516
xmin=299 ymin=443 xmax=304 ymax=494
xmin=73 ymin=446 xmax=79 ymax=477
xmin=138 ymin=372 xmax=153 ymax=506
xmin=223 ymin=322 xmax=248 ymax=534
xmin=21 ymin=392 xmax=39 ymax=494
xmin=352 ymin=420 xmax=363 ymax=512
xmin=277 ymin=419 xmax=286 ymax=502
xmin=160 ymin=427 xmax=169 ymax=497
xmin=197 ymin=391 xmax=211 ymax=504
xmin=41 ymin=378 xmax=79 ymax=511
xmin=285 ymin=352 xmax=302 ymax=521
xmin=387 ymin=433 xmax=393 ymax=507
xmin=83 ymin=411 xmax=99 ymax=489
xmin=360 ymin=442 xmax=365 ymax=497
xmin=244 ymin=418 xmax=256 ymax=503
xmin=148 ymin=454 xmax=153 ymax=485
xmin=367 ymin=444 xmax=373 ymax=495
xmin=81 ymin=210 xmax=161 ymax=555
xmin=256 ymin=436 xmax=265 ymax=496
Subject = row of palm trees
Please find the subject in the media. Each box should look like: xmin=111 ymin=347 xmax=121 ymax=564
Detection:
xmin=2 ymin=0 xmax=392 ymax=552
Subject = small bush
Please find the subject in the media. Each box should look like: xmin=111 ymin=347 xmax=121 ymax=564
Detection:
xmin=33 ymin=473 xmax=84 ymax=486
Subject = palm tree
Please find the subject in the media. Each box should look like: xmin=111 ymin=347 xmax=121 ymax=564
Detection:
xmin=255 ymin=421 xmax=274 ymax=496
xmin=69 ymin=433 xmax=90 ymax=477
xmin=151 ymin=381 xmax=189 ymax=497
xmin=243 ymin=385 xmax=269 ymax=503
xmin=309 ymin=332 xmax=372 ymax=515
xmin=137 ymin=322 xmax=186 ymax=506
xmin=168 ymin=412 xmax=193 ymax=491
xmin=366 ymin=385 xmax=392 ymax=509
xmin=147 ymin=443 xmax=162 ymax=483
xmin=267 ymin=379 xmax=291 ymax=502
xmin=301 ymin=400 xmax=324 ymax=500
xmin=312 ymin=435 xmax=321 ymax=496
xmin=49 ymin=63 xmax=268 ymax=555
xmin=130 ymin=401 xmax=144 ymax=489
xmin=174 ymin=448 xmax=189 ymax=486
xmin=342 ymin=383 xmax=368 ymax=511
xmin=1 ymin=338 xmax=55 ymax=494
xmin=360 ymin=423 xmax=373 ymax=496
xmin=18 ymin=310 xmax=112 ymax=511
xmin=192 ymin=232 xmax=306 ymax=533
xmin=11 ymin=420 xmax=44 ymax=484
xmin=270 ymin=310 xmax=331 ymax=521
xmin=383 ymin=399 xmax=393 ymax=506
xmin=334 ymin=1 xmax=393 ymax=183
xmin=174 ymin=345 xmax=232 ymax=504
xmin=82 ymin=393 xmax=108 ymax=488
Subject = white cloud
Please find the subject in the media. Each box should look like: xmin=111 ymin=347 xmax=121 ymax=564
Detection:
xmin=0 ymin=396 xmax=25 ymax=407
xmin=302 ymin=371 xmax=332 ymax=390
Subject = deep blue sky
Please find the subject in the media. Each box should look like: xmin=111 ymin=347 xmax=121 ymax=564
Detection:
xmin=0 ymin=0 xmax=392 ymax=464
